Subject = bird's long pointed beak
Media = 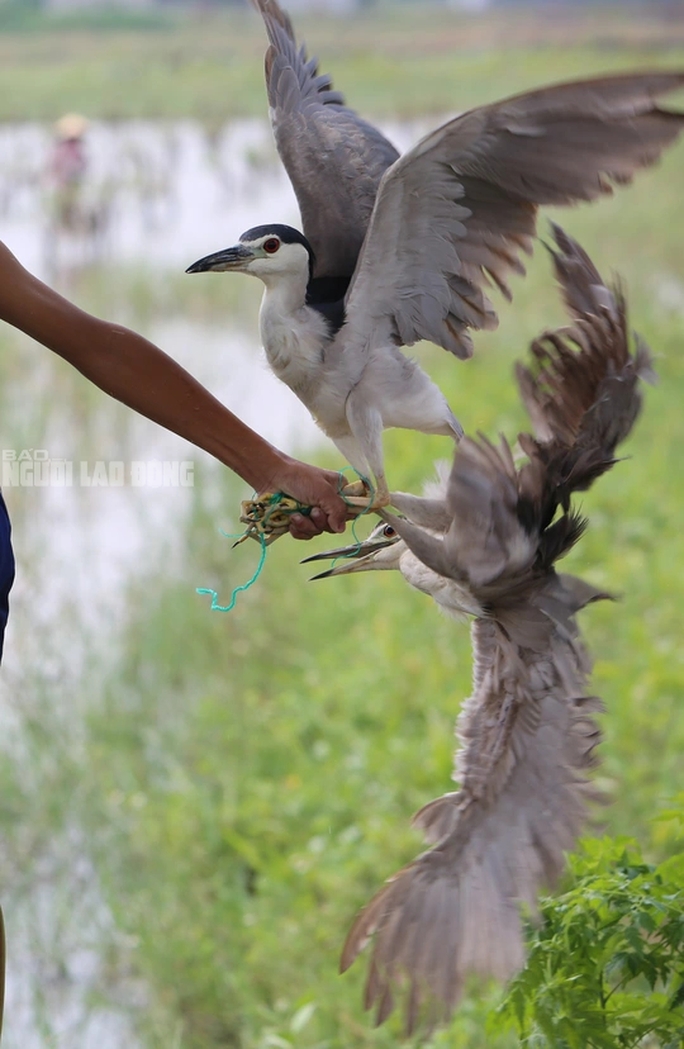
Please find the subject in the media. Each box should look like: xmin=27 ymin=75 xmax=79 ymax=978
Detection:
xmin=301 ymin=535 xmax=397 ymax=579
xmin=186 ymin=244 xmax=255 ymax=274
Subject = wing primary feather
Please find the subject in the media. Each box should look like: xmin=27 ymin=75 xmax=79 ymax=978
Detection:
xmin=252 ymin=0 xmax=399 ymax=279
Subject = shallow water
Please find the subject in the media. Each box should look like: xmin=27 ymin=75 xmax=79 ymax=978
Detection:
xmin=0 ymin=115 xmax=424 ymax=275
xmin=2 ymin=119 xmax=290 ymax=274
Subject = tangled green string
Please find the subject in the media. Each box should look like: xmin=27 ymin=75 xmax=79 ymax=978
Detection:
xmin=197 ymin=476 xmax=377 ymax=612
xmin=196 ymin=491 xmax=287 ymax=613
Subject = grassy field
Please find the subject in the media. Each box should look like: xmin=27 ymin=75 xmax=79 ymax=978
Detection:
xmin=1 ymin=5 xmax=684 ymax=1048
xmin=1 ymin=4 xmax=684 ymax=121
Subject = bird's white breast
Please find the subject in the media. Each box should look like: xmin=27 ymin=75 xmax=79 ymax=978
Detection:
xmin=259 ymin=289 xmax=329 ymax=395
xmin=258 ymin=290 xmax=353 ymax=439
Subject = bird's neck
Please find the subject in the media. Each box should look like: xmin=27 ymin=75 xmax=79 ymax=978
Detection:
xmin=404 ymin=551 xmax=483 ymax=619
xmin=258 ymin=267 xmax=309 ymax=316
xmin=258 ymin=274 xmax=329 ymax=395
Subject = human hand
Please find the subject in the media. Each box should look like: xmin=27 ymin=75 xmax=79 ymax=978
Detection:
xmin=260 ymin=457 xmax=349 ymax=540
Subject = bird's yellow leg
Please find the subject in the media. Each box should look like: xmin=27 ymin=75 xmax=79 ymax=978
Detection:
xmin=341 ymin=476 xmax=390 ymax=511
xmin=372 ymin=477 xmax=391 ymax=509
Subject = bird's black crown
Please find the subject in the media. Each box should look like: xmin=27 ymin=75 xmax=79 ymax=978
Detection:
xmin=239 ymin=224 xmax=315 ymax=262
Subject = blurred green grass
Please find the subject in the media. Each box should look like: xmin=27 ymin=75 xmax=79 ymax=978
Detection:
xmin=2 ymin=5 xmax=684 ymax=1047
xmin=1 ymin=4 xmax=684 ymax=121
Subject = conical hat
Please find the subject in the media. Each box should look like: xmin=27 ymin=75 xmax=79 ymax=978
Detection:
xmin=55 ymin=113 xmax=89 ymax=140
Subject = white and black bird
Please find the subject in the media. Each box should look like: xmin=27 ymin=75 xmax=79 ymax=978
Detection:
xmin=188 ymin=221 xmax=462 ymax=507
xmin=303 ymin=227 xmax=655 ymax=1031
xmin=187 ymin=0 xmax=682 ymax=505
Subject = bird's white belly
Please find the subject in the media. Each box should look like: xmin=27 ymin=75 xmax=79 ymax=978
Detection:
xmin=260 ymin=299 xmax=458 ymax=462
xmin=309 ymin=372 xmax=356 ymax=438
xmin=259 ymin=308 xmax=353 ymax=437
xmin=260 ymin=320 xmax=323 ymax=394
xmin=311 ymin=344 xmax=449 ymax=438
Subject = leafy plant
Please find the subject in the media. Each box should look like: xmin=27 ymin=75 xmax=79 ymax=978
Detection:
xmin=500 ymin=834 xmax=684 ymax=1049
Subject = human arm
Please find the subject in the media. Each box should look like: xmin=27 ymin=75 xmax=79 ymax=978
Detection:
xmin=0 ymin=241 xmax=347 ymax=537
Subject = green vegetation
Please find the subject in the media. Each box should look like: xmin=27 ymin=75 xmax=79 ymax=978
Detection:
xmin=1 ymin=7 xmax=684 ymax=1047
xmin=501 ymin=836 xmax=684 ymax=1048
xmin=70 ymin=211 xmax=684 ymax=1044
xmin=0 ymin=5 xmax=683 ymax=121
xmin=0 ymin=1 xmax=174 ymax=33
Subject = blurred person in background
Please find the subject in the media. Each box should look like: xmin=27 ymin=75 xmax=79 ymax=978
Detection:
xmin=48 ymin=114 xmax=89 ymax=231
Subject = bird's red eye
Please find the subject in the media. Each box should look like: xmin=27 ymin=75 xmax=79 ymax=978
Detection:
xmin=263 ymin=238 xmax=280 ymax=254
xmin=383 ymin=525 xmax=396 ymax=538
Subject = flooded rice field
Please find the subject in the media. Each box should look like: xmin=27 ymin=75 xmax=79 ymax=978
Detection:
xmin=0 ymin=116 xmax=423 ymax=278
xmin=2 ymin=119 xmax=297 ymax=276
xmin=0 ymin=119 xmax=334 ymax=678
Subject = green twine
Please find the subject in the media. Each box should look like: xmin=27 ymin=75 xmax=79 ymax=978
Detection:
xmin=196 ymin=491 xmax=298 ymax=613
xmin=196 ymin=531 xmax=268 ymax=613
xmin=195 ymin=491 xmax=287 ymax=612
xmin=197 ymin=470 xmax=376 ymax=613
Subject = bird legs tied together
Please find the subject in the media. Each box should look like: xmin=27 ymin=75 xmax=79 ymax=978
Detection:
xmin=343 ymin=478 xmax=391 ymax=512
xmin=237 ymin=479 xmax=381 ymax=546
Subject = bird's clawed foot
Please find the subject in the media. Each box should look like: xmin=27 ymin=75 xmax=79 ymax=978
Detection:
xmin=234 ymin=480 xmax=390 ymax=547
xmin=236 ymin=493 xmax=303 ymax=545
xmin=341 ymin=479 xmax=391 ymax=513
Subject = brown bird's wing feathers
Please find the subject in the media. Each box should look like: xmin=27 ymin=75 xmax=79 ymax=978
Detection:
xmin=389 ymin=223 xmax=654 ymax=590
xmin=344 ymin=450 xmax=607 ymax=1031
xmin=519 ymin=221 xmax=656 ymax=445
xmin=250 ymin=0 xmax=399 ymax=280
xmin=517 ymin=223 xmax=656 ymax=517
xmin=342 ymin=610 xmax=605 ymax=1034
xmin=342 ymin=228 xmax=650 ymax=1032
xmin=345 ymin=73 xmax=683 ymax=358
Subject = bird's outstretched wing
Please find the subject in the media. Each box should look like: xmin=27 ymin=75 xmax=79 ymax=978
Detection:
xmin=516 ymin=223 xmax=656 ymax=518
xmin=520 ymin=222 xmax=658 ymax=439
xmin=342 ymin=228 xmax=653 ymax=1031
xmin=251 ymin=0 xmax=399 ymax=282
xmin=387 ymin=224 xmax=654 ymax=586
xmin=341 ymin=594 xmax=605 ymax=1034
xmin=344 ymin=73 xmax=684 ymax=359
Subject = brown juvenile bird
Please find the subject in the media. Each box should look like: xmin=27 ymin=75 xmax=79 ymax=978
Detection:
xmin=186 ymin=0 xmax=682 ymax=506
xmin=305 ymin=226 xmax=655 ymax=1032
